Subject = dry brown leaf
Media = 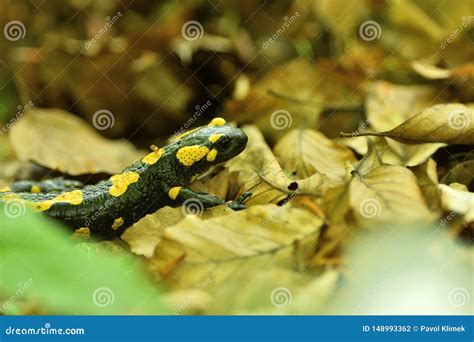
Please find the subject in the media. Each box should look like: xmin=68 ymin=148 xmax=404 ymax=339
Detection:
xmin=123 ymin=205 xmax=233 ymax=258
xmin=411 ymin=159 xmax=442 ymax=213
xmin=321 ymin=139 xmax=435 ymax=227
xmin=411 ymin=61 xmax=474 ymax=87
xmin=9 ymin=108 xmax=142 ymax=175
xmin=350 ymin=164 xmax=434 ymax=227
xmin=149 ymin=204 xmax=325 ymax=313
xmin=211 ymin=267 xmax=340 ymax=314
xmin=354 ymin=103 xmax=474 ymax=145
xmin=438 ymin=183 xmax=474 ymax=223
xmin=274 ymin=128 xmax=356 ymax=182
xmin=440 ymin=158 xmax=474 ymax=187
xmin=410 ymin=60 xmax=453 ymax=79
xmin=189 ymin=168 xmax=230 ymax=200
xmin=360 ymin=82 xmax=448 ymax=165
xmin=227 ymin=125 xmax=328 ymax=206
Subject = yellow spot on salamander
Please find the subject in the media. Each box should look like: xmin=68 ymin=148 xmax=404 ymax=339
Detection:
xmin=31 ymin=190 xmax=84 ymax=212
xmin=208 ymin=134 xmax=223 ymax=143
xmin=0 ymin=186 xmax=12 ymax=192
xmin=208 ymin=117 xmax=226 ymax=126
xmin=176 ymin=145 xmax=209 ymax=166
xmin=142 ymin=148 xmax=164 ymax=165
xmin=168 ymin=186 xmax=182 ymax=200
xmin=72 ymin=227 xmax=90 ymax=239
xmin=31 ymin=185 xmax=41 ymax=193
xmin=112 ymin=217 xmax=125 ymax=230
xmin=206 ymin=148 xmax=218 ymax=162
xmin=1 ymin=193 xmax=18 ymax=201
xmin=109 ymin=172 xmax=140 ymax=197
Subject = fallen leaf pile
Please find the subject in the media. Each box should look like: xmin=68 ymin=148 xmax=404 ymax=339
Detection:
xmin=0 ymin=0 xmax=472 ymax=315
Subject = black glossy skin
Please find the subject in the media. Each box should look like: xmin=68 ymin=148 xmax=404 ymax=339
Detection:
xmin=0 ymin=120 xmax=249 ymax=238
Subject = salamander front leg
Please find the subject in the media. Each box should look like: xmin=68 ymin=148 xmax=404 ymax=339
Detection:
xmin=167 ymin=187 xmax=251 ymax=211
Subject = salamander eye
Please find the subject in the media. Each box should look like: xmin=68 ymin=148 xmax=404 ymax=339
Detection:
xmin=215 ymin=135 xmax=230 ymax=149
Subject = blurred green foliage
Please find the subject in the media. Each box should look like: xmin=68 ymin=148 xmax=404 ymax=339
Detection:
xmin=0 ymin=206 xmax=166 ymax=314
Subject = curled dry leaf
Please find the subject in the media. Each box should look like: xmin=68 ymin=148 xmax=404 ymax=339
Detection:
xmin=350 ymin=140 xmax=434 ymax=226
xmin=441 ymin=158 xmax=474 ymax=187
xmin=411 ymin=159 xmax=442 ymax=213
xmin=350 ymin=164 xmax=434 ymax=227
xmin=227 ymin=125 xmax=328 ymax=206
xmin=350 ymin=103 xmax=474 ymax=145
xmin=322 ymin=139 xmax=435 ymax=227
xmin=122 ymin=207 xmax=185 ymax=258
xmin=411 ymin=61 xmax=474 ymax=98
xmin=274 ymin=128 xmax=356 ymax=183
xmin=438 ymin=183 xmax=474 ymax=223
xmin=410 ymin=60 xmax=452 ymax=79
xmin=9 ymin=108 xmax=142 ymax=175
xmin=189 ymin=168 xmax=231 ymax=200
xmin=149 ymin=204 xmax=324 ymax=313
xmin=358 ymin=82 xmax=448 ymax=166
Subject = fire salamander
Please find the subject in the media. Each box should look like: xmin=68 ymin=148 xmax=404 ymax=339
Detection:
xmin=0 ymin=118 xmax=251 ymax=238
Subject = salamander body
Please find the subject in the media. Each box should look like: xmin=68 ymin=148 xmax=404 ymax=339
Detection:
xmin=0 ymin=118 xmax=250 ymax=238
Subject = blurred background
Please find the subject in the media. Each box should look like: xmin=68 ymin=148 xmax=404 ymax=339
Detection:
xmin=1 ymin=0 xmax=472 ymax=147
xmin=0 ymin=0 xmax=472 ymax=315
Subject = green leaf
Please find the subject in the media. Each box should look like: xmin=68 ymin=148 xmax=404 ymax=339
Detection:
xmin=0 ymin=207 xmax=166 ymax=314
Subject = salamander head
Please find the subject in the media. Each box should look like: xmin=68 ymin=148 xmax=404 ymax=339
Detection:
xmin=174 ymin=118 xmax=248 ymax=168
